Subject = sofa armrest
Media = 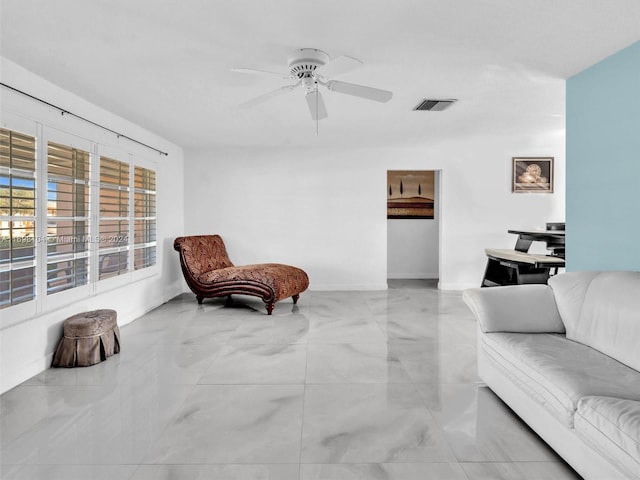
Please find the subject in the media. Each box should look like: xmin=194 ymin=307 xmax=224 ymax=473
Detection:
xmin=463 ymin=285 xmax=565 ymax=333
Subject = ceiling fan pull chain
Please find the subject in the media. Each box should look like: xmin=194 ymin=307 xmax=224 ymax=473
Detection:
xmin=316 ymin=82 xmax=319 ymax=136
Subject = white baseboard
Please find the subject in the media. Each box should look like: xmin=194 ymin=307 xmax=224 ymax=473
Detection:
xmin=437 ymin=281 xmax=479 ymax=291
xmin=387 ymin=272 xmax=439 ymax=279
xmin=1 ymin=356 xmax=51 ymax=394
xmin=310 ymin=283 xmax=389 ymax=291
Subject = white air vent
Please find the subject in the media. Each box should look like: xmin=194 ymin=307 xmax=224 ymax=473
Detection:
xmin=413 ymin=99 xmax=457 ymax=111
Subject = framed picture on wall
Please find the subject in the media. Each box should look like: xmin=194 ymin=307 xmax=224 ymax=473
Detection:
xmin=512 ymin=157 xmax=554 ymax=193
xmin=387 ymin=170 xmax=435 ymax=219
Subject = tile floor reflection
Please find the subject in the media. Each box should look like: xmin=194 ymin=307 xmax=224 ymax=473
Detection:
xmin=0 ymin=280 xmax=581 ymax=479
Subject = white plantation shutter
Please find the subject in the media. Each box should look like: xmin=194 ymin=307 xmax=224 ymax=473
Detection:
xmin=99 ymin=156 xmax=130 ymax=280
xmin=133 ymin=166 xmax=156 ymax=270
xmin=0 ymin=128 xmax=36 ymax=308
xmin=46 ymin=142 xmax=90 ymax=294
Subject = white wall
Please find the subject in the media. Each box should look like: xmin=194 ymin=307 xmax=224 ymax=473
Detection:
xmin=0 ymin=58 xmax=185 ymax=393
xmin=387 ymin=220 xmax=439 ymax=279
xmin=387 ymin=172 xmax=440 ymax=279
xmin=184 ymin=147 xmax=388 ymax=290
xmin=185 ymin=130 xmax=565 ymax=291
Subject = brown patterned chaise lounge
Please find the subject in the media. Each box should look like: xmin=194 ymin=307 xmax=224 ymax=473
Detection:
xmin=174 ymin=235 xmax=309 ymax=315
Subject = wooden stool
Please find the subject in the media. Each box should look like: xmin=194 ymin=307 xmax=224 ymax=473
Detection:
xmin=52 ymin=309 xmax=120 ymax=367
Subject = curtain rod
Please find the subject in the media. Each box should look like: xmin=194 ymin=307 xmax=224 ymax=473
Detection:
xmin=1 ymin=82 xmax=168 ymax=156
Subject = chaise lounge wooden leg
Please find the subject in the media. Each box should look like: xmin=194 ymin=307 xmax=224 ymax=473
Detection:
xmin=292 ymin=294 xmax=300 ymax=304
xmin=225 ymin=295 xmax=234 ymax=307
xmin=265 ymin=303 xmax=275 ymax=315
xmin=196 ymin=295 xmax=203 ymax=304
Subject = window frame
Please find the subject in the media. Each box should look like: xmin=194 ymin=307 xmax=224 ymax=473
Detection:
xmin=0 ymin=117 xmax=159 ymax=321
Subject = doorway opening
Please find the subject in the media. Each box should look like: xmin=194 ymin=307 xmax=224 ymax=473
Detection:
xmin=386 ymin=170 xmax=441 ymax=288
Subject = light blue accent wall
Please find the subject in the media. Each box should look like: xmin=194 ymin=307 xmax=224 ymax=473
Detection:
xmin=566 ymin=41 xmax=640 ymax=271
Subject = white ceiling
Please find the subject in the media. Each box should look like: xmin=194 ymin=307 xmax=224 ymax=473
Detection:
xmin=1 ymin=0 xmax=639 ymax=149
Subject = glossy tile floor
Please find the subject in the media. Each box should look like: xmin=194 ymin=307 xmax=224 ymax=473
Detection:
xmin=0 ymin=280 xmax=582 ymax=480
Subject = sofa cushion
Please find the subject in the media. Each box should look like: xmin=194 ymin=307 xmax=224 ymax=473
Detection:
xmin=572 ymin=271 xmax=640 ymax=372
xmin=199 ymin=263 xmax=309 ymax=302
xmin=463 ymin=285 xmax=565 ymax=334
xmin=481 ymin=332 xmax=640 ymax=427
xmin=575 ymin=396 xmax=640 ymax=479
xmin=548 ymin=271 xmax=599 ymax=332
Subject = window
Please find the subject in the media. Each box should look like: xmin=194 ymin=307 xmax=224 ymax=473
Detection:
xmin=0 ymin=128 xmax=37 ymax=308
xmin=99 ymin=156 xmax=130 ymax=280
xmin=0 ymin=125 xmax=157 ymax=312
xmin=46 ymin=142 xmax=90 ymax=294
xmin=133 ymin=166 xmax=156 ymax=270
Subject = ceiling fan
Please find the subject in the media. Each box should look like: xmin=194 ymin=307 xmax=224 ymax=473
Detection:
xmin=232 ymin=48 xmax=393 ymax=121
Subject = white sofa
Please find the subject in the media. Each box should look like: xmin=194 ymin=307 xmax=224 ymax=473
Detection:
xmin=463 ymin=271 xmax=640 ymax=480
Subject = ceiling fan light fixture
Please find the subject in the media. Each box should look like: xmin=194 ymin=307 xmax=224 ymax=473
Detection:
xmin=288 ymin=48 xmax=330 ymax=78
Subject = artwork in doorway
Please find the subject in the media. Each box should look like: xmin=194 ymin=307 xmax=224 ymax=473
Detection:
xmin=512 ymin=157 xmax=554 ymax=193
xmin=387 ymin=170 xmax=435 ymax=219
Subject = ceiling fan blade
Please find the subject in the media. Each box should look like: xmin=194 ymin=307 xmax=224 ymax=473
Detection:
xmin=326 ymin=80 xmax=393 ymax=103
xmin=314 ymin=55 xmax=363 ymax=79
xmin=240 ymin=84 xmax=298 ymax=108
xmin=231 ymin=68 xmax=290 ymax=79
xmin=305 ymin=89 xmax=328 ymax=121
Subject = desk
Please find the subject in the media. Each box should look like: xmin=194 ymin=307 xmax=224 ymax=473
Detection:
xmin=481 ymin=227 xmax=565 ymax=287
xmin=507 ymin=228 xmax=565 ymax=257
